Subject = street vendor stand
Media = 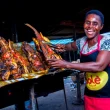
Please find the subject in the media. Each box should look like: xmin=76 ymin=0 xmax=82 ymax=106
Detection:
xmin=0 ymin=44 xmax=83 ymax=110
xmin=0 ymin=69 xmax=74 ymax=110
xmin=0 ymin=23 xmax=84 ymax=110
xmin=0 ymin=68 xmax=83 ymax=110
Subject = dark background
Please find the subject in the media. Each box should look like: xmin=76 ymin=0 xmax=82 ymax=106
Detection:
xmin=0 ymin=1 xmax=110 ymax=42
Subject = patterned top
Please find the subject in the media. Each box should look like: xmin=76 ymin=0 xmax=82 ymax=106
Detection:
xmin=76 ymin=34 xmax=110 ymax=54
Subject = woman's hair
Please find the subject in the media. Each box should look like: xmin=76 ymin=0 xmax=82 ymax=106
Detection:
xmin=85 ymin=10 xmax=104 ymax=24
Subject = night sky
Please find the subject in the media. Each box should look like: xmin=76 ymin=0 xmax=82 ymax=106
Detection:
xmin=0 ymin=1 xmax=110 ymax=42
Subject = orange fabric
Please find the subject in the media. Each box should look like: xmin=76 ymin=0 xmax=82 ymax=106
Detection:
xmin=84 ymin=95 xmax=110 ymax=110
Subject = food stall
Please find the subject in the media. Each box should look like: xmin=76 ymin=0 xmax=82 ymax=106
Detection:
xmin=0 ymin=23 xmax=78 ymax=110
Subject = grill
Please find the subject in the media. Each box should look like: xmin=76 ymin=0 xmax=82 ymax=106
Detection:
xmin=0 ymin=69 xmax=74 ymax=110
xmin=0 ymin=38 xmax=82 ymax=110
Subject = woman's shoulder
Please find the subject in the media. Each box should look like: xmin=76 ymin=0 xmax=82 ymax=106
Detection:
xmin=101 ymin=34 xmax=110 ymax=44
xmin=76 ymin=36 xmax=87 ymax=42
xmin=100 ymin=34 xmax=110 ymax=50
xmin=76 ymin=36 xmax=87 ymax=51
xmin=101 ymin=34 xmax=110 ymax=41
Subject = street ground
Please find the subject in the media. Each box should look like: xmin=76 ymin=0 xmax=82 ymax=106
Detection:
xmin=0 ymin=76 xmax=85 ymax=110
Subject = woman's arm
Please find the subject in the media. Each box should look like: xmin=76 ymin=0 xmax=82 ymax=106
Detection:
xmin=48 ymin=51 xmax=110 ymax=72
xmin=65 ymin=41 xmax=78 ymax=51
xmin=55 ymin=41 xmax=78 ymax=52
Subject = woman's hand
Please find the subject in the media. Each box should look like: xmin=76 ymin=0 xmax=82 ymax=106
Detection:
xmin=54 ymin=44 xmax=66 ymax=53
xmin=47 ymin=59 xmax=69 ymax=68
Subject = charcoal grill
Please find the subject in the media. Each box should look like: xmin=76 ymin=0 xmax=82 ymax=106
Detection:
xmin=0 ymin=38 xmax=83 ymax=110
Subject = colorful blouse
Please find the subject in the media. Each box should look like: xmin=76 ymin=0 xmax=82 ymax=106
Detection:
xmin=76 ymin=34 xmax=110 ymax=54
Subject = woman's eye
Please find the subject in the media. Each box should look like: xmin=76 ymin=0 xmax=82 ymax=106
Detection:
xmin=85 ymin=21 xmax=98 ymax=26
xmin=85 ymin=21 xmax=90 ymax=25
xmin=92 ymin=22 xmax=98 ymax=26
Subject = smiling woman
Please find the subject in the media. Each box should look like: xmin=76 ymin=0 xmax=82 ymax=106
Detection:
xmin=47 ymin=9 xmax=110 ymax=110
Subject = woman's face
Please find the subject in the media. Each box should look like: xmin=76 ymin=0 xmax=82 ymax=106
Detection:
xmin=84 ymin=14 xmax=103 ymax=39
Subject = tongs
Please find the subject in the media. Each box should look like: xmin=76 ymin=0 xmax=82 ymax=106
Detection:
xmin=42 ymin=41 xmax=65 ymax=53
xmin=42 ymin=41 xmax=57 ymax=48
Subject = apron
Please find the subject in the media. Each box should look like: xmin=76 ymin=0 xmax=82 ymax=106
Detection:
xmin=80 ymin=35 xmax=110 ymax=110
